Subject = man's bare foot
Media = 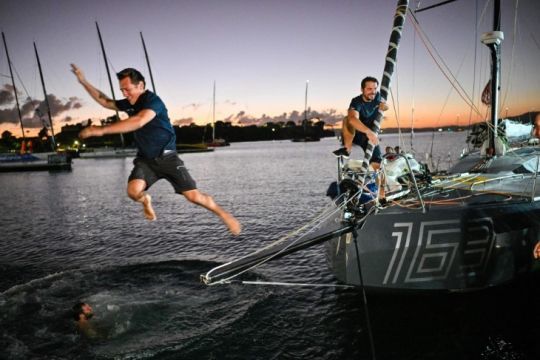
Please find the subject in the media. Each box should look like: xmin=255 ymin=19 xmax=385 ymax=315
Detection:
xmin=222 ymin=213 xmax=241 ymax=235
xmin=141 ymin=193 xmax=156 ymax=221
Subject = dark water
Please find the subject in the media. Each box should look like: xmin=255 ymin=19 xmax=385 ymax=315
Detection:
xmin=1 ymin=136 xmax=539 ymax=359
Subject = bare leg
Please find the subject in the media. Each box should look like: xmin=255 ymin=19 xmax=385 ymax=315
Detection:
xmin=182 ymin=189 xmax=241 ymax=235
xmin=371 ymin=162 xmax=386 ymax=200
xmin=127 ymin=179 xmax=156 ymax=221
xmin=341 ymin=116 xmax=356 ymax=153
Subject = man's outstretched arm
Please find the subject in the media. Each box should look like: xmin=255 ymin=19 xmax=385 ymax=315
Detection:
xmin=79 ymin=109 xmax=156 ymax=139
xmin=71 ymin=63 xmax=117 ymax=110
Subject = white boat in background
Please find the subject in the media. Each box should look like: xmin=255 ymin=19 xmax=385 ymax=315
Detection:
xmin=78 ymin=147 xmax=137 ymax=158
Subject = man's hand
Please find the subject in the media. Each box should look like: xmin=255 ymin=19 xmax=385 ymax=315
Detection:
xmin=71 ymin=64 xmax=85 ymax=83
xmin=366 ymin=129 xmax=379 ymax=145
xmin=379 ymin=101 xmax=389 ymax=112
xmin=79 ymin=126 xmax=105 ymax=139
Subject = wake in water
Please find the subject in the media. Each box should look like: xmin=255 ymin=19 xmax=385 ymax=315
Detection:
xmin=0 ymin=260 xmax=273 ymax=359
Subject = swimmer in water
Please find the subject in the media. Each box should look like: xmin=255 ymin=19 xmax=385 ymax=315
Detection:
xmin=72 ymin=302 xmax=96 ymax=337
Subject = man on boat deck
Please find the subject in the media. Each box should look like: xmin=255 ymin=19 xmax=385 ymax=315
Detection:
xmin=70 ymin=64 xmax=241 ymax=235
xmin=333 ymin=76 xmax=389 ymax=199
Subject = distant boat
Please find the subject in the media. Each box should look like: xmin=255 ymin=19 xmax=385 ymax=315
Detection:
xmin=206 ymin=81 xmax=230 ymax=147
xmin=291 ymin=80 xmax=320 ymax=142
xmin=0 ymin=34 xmax=71 ymax=172
xmin=0 ymin=152 xmax=71 ymax=172
xmin=177 ymin=143 xmax=214 ymax=154
xmin=78 ymin=147 xmax=137 ymax=158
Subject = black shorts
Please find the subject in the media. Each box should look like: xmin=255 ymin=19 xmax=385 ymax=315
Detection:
xmin=128 ymin=152 xmax=197 ymax=193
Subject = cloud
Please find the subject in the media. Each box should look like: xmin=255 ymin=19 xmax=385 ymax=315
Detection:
xmin=173 ymin=117 xmax=194 ymax=126
xmin=220 ymin=108 xmax=345 ymax=126
xmin=0 ymin=93 xmax=83 ymax=128
xmin=0 ymin=84 xmax=15 ymax=106
xmin=182 ymin=103 xmax=203 ymax=111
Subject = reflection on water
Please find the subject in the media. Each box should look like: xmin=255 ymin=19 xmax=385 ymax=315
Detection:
xmin=1 ymin=137 xmax=539 ymax=359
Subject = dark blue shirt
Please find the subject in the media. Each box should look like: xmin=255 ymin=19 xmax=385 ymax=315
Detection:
xmin=348 ymin=92 xmax=381 ymax=129
xmin=116 ymin=90 xmax=176 ymax=159
xmin=349 ymin=92 xmax=381 ymax=145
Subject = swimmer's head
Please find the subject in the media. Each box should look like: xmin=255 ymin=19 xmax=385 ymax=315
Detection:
xmin=72 ymin=302 xmax=93 ymax=321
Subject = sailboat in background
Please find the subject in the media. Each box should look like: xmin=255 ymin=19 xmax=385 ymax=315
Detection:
xmin=0 ymin=34 xmax=71 ymax=172
xmin=292 ymin=80 xmax=320 ymax=142
xmin=206 ymin=81 xmax=230 ymax=147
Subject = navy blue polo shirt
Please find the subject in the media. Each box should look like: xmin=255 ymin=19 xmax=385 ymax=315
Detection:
xmin=349 ymin=92 xmax=381 ymax=128
xmin=349 ymin=92 xmax=381 ymax=146
xmin=116 ymin=90 xmax=176 ymax=159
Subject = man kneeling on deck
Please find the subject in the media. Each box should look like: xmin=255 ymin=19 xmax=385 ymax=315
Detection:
xmin=333 ymin=76 xmax=389 ymax=202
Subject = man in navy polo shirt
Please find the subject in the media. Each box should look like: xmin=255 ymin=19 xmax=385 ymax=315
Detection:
xmin=333 ymin=76 xmax=389 ymax=201
xmin=71 ymin=64 xmax=241 ymax=235
xmin=333 ymin=76 xmax=388 ymax=162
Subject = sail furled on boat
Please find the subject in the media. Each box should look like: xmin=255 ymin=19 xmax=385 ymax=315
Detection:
xmin=350 ymin=0 xmax=409 ymax=190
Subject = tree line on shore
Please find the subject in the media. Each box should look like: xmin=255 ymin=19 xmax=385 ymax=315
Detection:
xmin=0 ymin=116 xmax=334 ymax=152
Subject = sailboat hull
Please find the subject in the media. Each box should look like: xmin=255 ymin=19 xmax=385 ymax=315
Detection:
xmin=325 ymin=198 xmax=540 ymax=291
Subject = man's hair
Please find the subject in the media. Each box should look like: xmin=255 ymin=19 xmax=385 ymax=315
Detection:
xmin=117 ymin=68 xmax=146 ymax=87
xmin=72 ymin=302 xmax=85 ymax=321
xmin=361 ymin=76 xmax=379 ymax=89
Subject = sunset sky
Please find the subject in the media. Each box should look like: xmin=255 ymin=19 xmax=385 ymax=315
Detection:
xmin=0 ymin=0 xmax=539 ymax=137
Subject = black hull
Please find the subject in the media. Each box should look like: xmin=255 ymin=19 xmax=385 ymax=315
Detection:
xmin=325 ymin=199 xmax=540 ymax=291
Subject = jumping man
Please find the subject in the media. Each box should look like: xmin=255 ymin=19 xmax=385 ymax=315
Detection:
xmin=71 ymin=64 xmax=241 ymax=235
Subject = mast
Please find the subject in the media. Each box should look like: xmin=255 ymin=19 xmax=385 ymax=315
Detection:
xmin=346 ymin=0 xmax=409 ymax=191
xmin=481 ymin=0 xmax=503 ymax=157
xmin=95 ymin=22 xmax=125 ymax=147
xmin=304 ymin=80 xmax=309 ymax=133
xmin=212 ymin=80 xmax=216 ymax=142
xmin=33 ymin=42 xmax=56 ymax=151
xmin=140 ymin=32 xmax=156 ymax=94
xmin=1 ymin=32 xmax=26 ymax=141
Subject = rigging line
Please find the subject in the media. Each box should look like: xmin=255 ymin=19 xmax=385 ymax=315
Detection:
xmin=467 ymin=0 xmax=480 ymax=153
xmin=408 ymin=9 xmax=483 ymax=116
xmin=352 ymin=224 xmax=377 ymax=360
xmin=388 ymin=88 xmax=403 ymax=148
xmin=207 ymin=200 xmax=358 ymax=286
xmin=530 ymin=31 xmax=540 ymax=53
xmin=391 ymin=61 xmax=404 ymax=152
xmin=206 ymin=193 xmax=351 ymax=279
xmin=222 ymin=280 xmax=356 ymax=289
xmin=410 ymin=19 xmax=416 ymax=155
xmin=500 ymin=0 xmax=519 ymax=113
xmin=12 ymin=63 xmax=33 ymax=101
xmin=251 ymin=194 xmax=350 ymax=251
xmin=208 ymin=193 xmax=372 ymax=286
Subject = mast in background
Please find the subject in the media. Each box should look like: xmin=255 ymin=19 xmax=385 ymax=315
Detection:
xmin=304 ymin=80 xmax=309 ymax=133
xmin=33 ymin=42 xmax=56 ymax=151
xmin=140 ymin=32 xmax=156 ymax=94
xmin=212 ymin=80 xmax=216 ymax=142
xmin=2 ymin=32 xmax=26 ymax=141
xmin=481 ymin=0 xmax=503 ymax=157
xmin=95 ymin=21 xmax=125 ymax=147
